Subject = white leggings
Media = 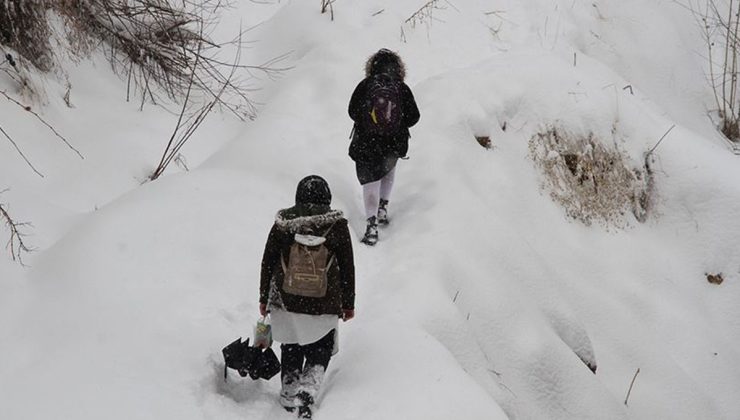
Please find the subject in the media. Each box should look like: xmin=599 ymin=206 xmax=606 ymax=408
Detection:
xmin=363 ymin=166 xmax=396 ymax=220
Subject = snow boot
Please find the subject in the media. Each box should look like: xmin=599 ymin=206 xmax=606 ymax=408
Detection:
xmin=296 ymin=391 xmax=313 ymax=419
xmin=297 ymin=406 xmax=312 ymax=419
xmin=280 ymin=372 xmax=300 ymax=412
xmin=377 ymin=199 xmax=389 ymax=225
xmin=360 ymin=216 xmax=379 ymax=245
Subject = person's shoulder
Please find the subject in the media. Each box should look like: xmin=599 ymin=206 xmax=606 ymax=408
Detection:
xmin=275 ymin=207 xmax=295 ymax=222
xmin=327 ymin=209 xmax=347 ymax=225
xmin=356 ymin=77 xmax=371 ymax=88
xmin=326 ymin=212 xmax=349 ymax=230
xmin=335 ymin=215 xmax=349 ymax=226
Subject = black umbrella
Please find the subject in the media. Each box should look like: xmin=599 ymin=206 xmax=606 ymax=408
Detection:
xmin=222 ymin=337 xmax=281 ymax=381
xmin=256 ymin=347 xmax=281 ymax=380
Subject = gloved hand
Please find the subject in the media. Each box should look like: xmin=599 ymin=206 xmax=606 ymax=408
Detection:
xmin=342 ymin=309 xmax=354 ymax=322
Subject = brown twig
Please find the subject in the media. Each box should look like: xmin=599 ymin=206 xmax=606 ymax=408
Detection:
xmin=405 ymin=0 xmax=445 ymax=27
xmin=56 ymin=0 xmax=282 ymax=121
xmin=0 ymin=195 xmax=34 ymax=265
xmin=0 ymin=90 xmax=83 ymax=159
xmin=690 ymin=0 xmax=740 ymax=140
xmin=624 ymin=368 xmax=640 ymax=406
xmin=150 ymin=23 xmax=243 ymax=180
xmin=0 ymin=124 xmax=44 ymax=177
xmin=321 ymin=0 xmax=335 ymax=20
xmin=647 ymin=124 xmax=676 ymax=157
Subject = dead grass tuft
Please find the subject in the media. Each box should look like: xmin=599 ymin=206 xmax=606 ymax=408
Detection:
xmin=529 ymin=125 xmax=651 ymax=228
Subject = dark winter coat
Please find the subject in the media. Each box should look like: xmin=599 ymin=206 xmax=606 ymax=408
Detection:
xmin=259 ymin=205 xmax=355 ymax=316
xmin=348 ymin=50 xmax=420 ymax=164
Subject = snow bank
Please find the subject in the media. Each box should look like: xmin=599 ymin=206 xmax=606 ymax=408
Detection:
xmin=2 ymin=0 xmax=740 ymax=419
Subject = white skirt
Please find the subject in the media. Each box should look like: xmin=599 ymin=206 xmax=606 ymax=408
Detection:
xmin=269 ymin=308 xmax=339 ymax=346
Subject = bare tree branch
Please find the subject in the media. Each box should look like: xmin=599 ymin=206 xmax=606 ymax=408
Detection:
xmin=0 ymin=90 xmax=83 ymax=159
xmin=0 ymin=193 xmax=34 ymax=265
xmin=0 ymin=124 xmax=44 ymax=178
xmin=321 ymin=0 xmax=335 ymax=20
xmin=624 ymin=368 xmax=640 ymax=406
xmin=54 ymin=0 xmax=286 ymax=121
xmin=149 ymin=21 xmax=245 ymax=181
xmin=405 ymin=0 xmax=446 ymax=27
xmin=685 ymin=0 xmax=740 ymax=140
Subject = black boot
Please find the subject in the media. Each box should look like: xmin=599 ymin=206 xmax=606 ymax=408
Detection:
xmin=297 ymin=391 xmax=313 ymax=419
xmin=377 ymin=199 xmax=389 ymax=225
xmin=297 ymin=406 xmax=312 ymax=419
xmin=360 ymin=216 xmax=379 ymax=245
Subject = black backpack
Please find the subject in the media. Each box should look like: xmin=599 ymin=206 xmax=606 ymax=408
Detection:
xmin=361 ymin=73 xmax=403 ymax=136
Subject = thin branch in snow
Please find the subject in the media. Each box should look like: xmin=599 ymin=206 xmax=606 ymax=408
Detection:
xmin=0 ymin=90 xmax=83 ymax=159
xmin=0 ymin=194 xmax=34 ymax=265
xmin=405 ymin=0 xmax=450 ymax=28
xmin=320 ymin=0 xmax=335 ymax=20
xmin=646 ymin=124 xmax=676 ymax=157
xmin=149 ymin=23 xmax=245 ymax=181
xmin=624 ymin=368 xmax=640 ymax=406
xmin=0 ymin=124 xmax=44 ymax=178
xmin=55 ymin=0 xmax=286 ymax=121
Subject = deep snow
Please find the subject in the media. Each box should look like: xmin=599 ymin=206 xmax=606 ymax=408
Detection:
xmin=2 ymin=1 xmax=740 ymax=419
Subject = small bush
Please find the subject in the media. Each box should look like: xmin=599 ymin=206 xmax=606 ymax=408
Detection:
xmin=529 ymin=125 xmax=651 ymax=228
xmin=690 ymin=0 xmax=740 ymax=142
xmin=1 ymin=1 xmax=273 ymax=119
xmin=0 ymin=0 xmax=53 ymax=71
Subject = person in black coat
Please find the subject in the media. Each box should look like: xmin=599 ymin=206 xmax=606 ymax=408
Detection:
xmin=348 ymin=49 xmax=420 ymax=245
xmin=259 ymin=175 xmax=355 ymax=418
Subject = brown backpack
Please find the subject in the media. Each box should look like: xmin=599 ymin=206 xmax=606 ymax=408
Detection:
xmin=280 ymin=227 xmax=335 ymax=298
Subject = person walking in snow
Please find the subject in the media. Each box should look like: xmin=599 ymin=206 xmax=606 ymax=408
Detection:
xmin=259 ymin=175 xmax=355 ymax=419
xmin=348 ymin=48 xmax=420 ymax=245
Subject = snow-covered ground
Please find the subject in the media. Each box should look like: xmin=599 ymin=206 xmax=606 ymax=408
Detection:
xmin=2 ymin=1 xmax=740 ymax=419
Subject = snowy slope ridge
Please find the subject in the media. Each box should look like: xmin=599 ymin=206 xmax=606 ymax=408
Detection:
xmin=2 ymin=1 xmax=740 ymax=419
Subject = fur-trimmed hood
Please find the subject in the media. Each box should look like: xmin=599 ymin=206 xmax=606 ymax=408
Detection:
xmin=274 ymin=208 xmax=345 ymax=234
xmin=365 ymin=48 xmax=406 ymax=80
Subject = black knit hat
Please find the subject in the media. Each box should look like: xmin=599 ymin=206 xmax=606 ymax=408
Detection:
xmin=295 ymin=175 xmax=332 ymax=206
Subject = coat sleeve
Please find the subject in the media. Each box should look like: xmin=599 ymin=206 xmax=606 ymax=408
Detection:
xmin=259 ymin=223 xmax=282 ymax=304
xmin=334 ymin=220 xmax=356 ymax=310
xmin=401 ymin=83 xmax=420 ymax=128
xmin=348 ymin=79 xmax=368 ymax=122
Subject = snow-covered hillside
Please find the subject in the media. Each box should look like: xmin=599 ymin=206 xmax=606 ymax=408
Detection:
xmin=2 ymin=1 xmax=740 ymax=419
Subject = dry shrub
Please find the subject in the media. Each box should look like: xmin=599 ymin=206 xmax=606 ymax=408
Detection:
xmin=0 ymin=0 xmax=53 ymax=71
xmin=1 ymin=1 xmax=278 ymax=119
xmin=0 ymin=191 xmax=34 ymax=265
xmin=691 ymin=0 xmax=740 ymax=142
xmin=56 ymin=0 xmax=264 ymax=118
xmin=529 ymin=125 xmax=651 ymax=228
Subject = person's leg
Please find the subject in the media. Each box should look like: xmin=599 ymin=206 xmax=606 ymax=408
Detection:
xmin=361 ymin=181 xmax=381 ymax=245
xmin=280 ymin=343 xmax=305 ymax=411
xmin=296 ymin=330 xmax=336 ymax=411
xmin=379 ymin=164 xmax=396 ymax=202
xmin=378 ymin=165 xmax=396 ymax=224
xmin=362 ymin=180 xmax=382 ymax=220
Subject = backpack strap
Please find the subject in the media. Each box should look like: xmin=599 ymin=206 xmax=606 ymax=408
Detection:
xmin=322 ymin=222 xmax=338 ymax=270
xmin=322 ymin=222 xmax=337 ymax=237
